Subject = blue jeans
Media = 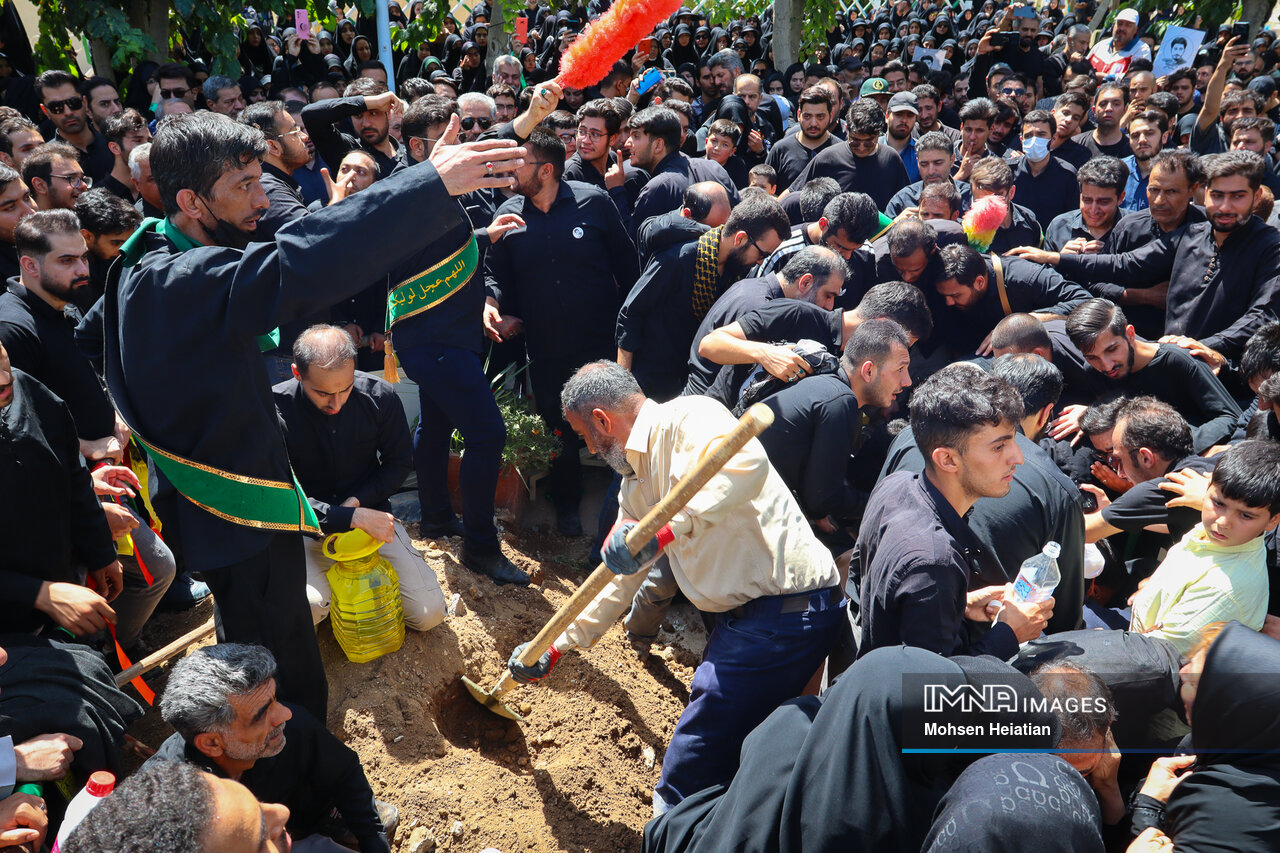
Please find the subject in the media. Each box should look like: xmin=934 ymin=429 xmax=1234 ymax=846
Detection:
xmin=654 ymin=588 xmax=845 ymax=807
xmin=397 ymin=344 xmax=505 ymax=551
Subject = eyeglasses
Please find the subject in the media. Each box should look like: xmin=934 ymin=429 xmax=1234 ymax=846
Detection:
xmin=556 ymin=132 xmax=576 ymax=143
xmin=749 ymin=237 xmax=770 ymax=258
xmin=459 ymin=116 xmax=492 ymax=130
xmin=50 ymin=173 xmax=91 ymax=189
xmin=576 ymin=127 xmax=608 ymax=141
xmin=277 ymin=126 xmax=306 ymax=140
xmin=414 ymin=135 xmax=441 ymax=148
xmin=44 ymin=96 xmax=84 ymax=115
xmin=159 ymin=87 xmax=190 ymax=100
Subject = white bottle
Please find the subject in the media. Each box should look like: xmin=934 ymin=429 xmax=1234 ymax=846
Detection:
xmin=1010 ymin=542 xmax=1061 ymax=604
xmin=51 ymin=771 xmax=115 ymax=852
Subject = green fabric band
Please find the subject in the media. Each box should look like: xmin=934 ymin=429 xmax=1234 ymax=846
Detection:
xmin=385 ymin=234 xmax=479 ymax=328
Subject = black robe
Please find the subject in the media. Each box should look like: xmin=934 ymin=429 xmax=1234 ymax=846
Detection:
xmin=922 ymin=753 xmax=1104 ymax=852
xmin=104 ymin=162 xmax=472 ymax=574
xmin=644 ymin=647 xmax=1059 ymax=853
xmin=1166 ymin=621 xmax=1280 ymax=851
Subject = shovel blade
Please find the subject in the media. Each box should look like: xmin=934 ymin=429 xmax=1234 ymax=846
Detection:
xmin=461 ymin=675 xmax=524 ymax=721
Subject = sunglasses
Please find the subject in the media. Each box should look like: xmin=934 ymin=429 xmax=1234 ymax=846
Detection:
xmin=45 ymin=96 xmax=84 ymax=115
xmin=1001 ymin=87 xmax=1026 ymax=97
xmin=160 ymin=87 xmax=190 ymax=100
xmin=460 ymin=117 xmax=492 ymax=130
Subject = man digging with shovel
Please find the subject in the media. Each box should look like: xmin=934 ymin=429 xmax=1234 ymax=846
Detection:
xmin=506 ymin=360 xmax=845 ymax=817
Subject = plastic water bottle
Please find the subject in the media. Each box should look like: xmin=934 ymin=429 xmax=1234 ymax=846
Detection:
xmin=1010 ymin=542 xmax=1061 ymax=604
xmin=52 ymin=771 xmax=115 ymax=852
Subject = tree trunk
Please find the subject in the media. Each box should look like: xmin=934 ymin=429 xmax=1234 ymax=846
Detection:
xmin=88 ymin=38 xmax=116 ymax=80
xmin=1240 ymin=0 xmax=1276 ymax=40
xmin=127 ymin=0 xmax=171 ymax=62
xmin=772 ymin=0 xmax=804 ymax=70
xmin=489 ymin=0 xmax=510 ymax=72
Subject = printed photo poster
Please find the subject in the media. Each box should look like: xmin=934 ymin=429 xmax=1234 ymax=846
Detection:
xmin=913 ymin=46 xmax=945 ymax=71
xmin=1153 ymin=26 xmax=1205 ymax=78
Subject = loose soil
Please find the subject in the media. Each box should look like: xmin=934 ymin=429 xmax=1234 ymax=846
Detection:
xmin=129 ymin=522 xmax=706 ymax=853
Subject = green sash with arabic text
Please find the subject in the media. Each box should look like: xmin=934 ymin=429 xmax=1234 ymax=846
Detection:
xmin=385 ymin=234 xmax=479 ymax=328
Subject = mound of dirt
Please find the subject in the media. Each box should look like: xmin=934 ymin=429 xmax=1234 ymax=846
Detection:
xmin=133 ymin=522 xmax=706 ymax=853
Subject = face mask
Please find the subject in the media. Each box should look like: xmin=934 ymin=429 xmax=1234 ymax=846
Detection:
xmin=1022 ymin=135 xmax=1050 ymax=162
xmin=198 ymin=195 xmax=252 ymax=250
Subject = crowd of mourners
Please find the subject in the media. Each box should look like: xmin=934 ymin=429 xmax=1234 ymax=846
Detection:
xmin=1 ymin=0 xmax=1280 ymax=850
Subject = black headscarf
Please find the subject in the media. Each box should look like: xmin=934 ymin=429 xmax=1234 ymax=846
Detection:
xmin=239 ymin=24 xmax=273 ymax=77
xmin=1161 ymin=622 xmax=1280 ymax=851
xmin=642 ymin=647 xmax=1059 ymax=853
xmin=922 ymin=754 xmax=1104 ymax=853
xmin=783 ymin=61 xmax=805 ymax=97
xmin=667 ymin=23 xmax=700 ymax=68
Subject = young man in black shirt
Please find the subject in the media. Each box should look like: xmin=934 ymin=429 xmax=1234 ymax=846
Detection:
xmin=1044 ymin=156 xmax=1129 ymax=253
xmin=617 ymin=194 xmax=787 ymax=401
xmin=856 ymin=362 xmax=1053 ymax=658
xmin=766 ymin=86 xmax=838 ymax=192
xmin=1072 ymin=83 xmax=1132 ymax=160
xmin=1012 ymin=109 xmax=1081 ymax=230
xmin=97 ymin=109 xmax=149 ymax=203
xmin=1049 ymin=91 xmax=1093 ymax=169
xmin=1062 ymin=299 xmax=1240 ymax=451
xmin=275 ymin=326 xmax=445 ymax=633
xmin=786 ymin=99 xmax=909 ymax=211
xmin=485 ymin=129 xmax=639 ymax=534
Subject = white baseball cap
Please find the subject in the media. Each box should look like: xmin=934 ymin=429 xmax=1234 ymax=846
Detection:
xmin=1116 ymin=8 xmax=1139 ymax=24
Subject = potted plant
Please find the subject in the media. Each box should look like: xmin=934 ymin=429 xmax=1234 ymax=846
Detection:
xmin=448 ymin=357 xmax=560 ymax=521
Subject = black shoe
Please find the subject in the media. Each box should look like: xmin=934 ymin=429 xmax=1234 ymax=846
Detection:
xmin=419 ymin=516 xmax=465 ymax=539
xmin=463 ymin=548 xmax=531 ymax=585
xmin=556 ymin=507 xmax=583 ymax=537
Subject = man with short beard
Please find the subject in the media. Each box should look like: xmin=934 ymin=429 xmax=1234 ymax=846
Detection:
xmin=1009 ymin=151 xmax=1280 ymax=365
xmin=96 ymin=109 xmax=149 ymax=203
xmin=765 ymin=86 xmax=837 ymax=191
xmin=880 ymin=92 xmax=919 ymax=182
xmin=1120 ymin=109 xmax=1166 ymax=212
xmin=617 ymin=193 xmax=790 ymax=401
xmin=886 ymin=131 xmax=972 ymax=215
xmin=484 ymin=129 xmax=638 ymax=535
xmin=0 ymin=210 xmax=175 ymax=651
xmin=1062 ymin=298 xmax=1240 ymax=451
xmin=238 ymin=102 xmax=313 ymax=241
xmin=150 ymin=644 xmax=393 ymax=853
xmin=509 ymin=360 xmax=845 ymax=816
xmin=910 ymin=84 xmax=960 ymax=144
xmin=626 ymin=106 xmax=739 ymax=235
xmin=102 ymin=110 xmax=526 ymax=717
xmin=301 ymin=78 xmax=402 ymax=179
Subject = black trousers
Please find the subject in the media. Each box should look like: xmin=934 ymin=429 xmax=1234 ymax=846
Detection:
xmin=203 ymin=533 xmax=328 ymax=721
xmin=529 ymin=356 xmax=584 ymax=510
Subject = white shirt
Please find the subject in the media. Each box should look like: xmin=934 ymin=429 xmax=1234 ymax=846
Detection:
xmin=555 ymin=396 xmax=838 ymax=652
xmin=1088 ymin=36 xmax=1152 ymax=77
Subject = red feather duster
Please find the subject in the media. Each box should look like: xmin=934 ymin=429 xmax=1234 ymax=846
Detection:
xmin=556 ymin=0 xmax=683 ymax=90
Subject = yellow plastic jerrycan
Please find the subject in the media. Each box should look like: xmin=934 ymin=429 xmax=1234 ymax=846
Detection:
xmin=322 ymin=529 xmax=405 ymax=663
